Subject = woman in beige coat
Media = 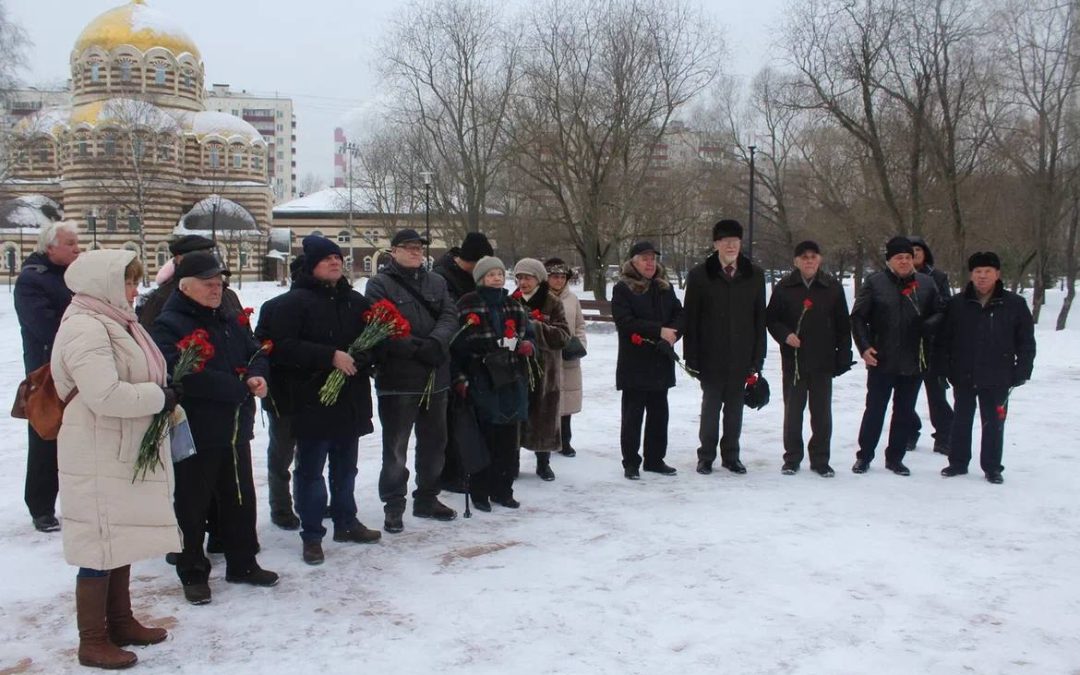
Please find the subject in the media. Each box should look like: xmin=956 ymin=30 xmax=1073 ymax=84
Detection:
xmin=545 ymin=258 xmax=587 ymax=456
xmin=51 ymin=249 xmax=181 ymax=670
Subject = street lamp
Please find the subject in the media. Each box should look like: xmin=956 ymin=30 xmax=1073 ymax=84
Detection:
xmin=87 ymin=207 xmax=98 ymax=250
xmin=420 ymin=170 xmax=433 ymax=269
xmin=748 ymin=145 xmax=757 ymax=261
xmin=340 ymin=141 xmax=360 ymax=276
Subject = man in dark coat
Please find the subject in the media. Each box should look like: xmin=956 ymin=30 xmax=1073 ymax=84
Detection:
xmin=151 ymin=252 xmax=278 ymax=604
xmin=683 ymin=219 xmax=767 ymax=475
xmin=366 ymin=228 xmax=459 ymax=534
xmin=766 ymin=241 xmax=852 ymax=477
xmin=612 ymin=241 xmax=683 ymax=479
xmin=936 ymin=252 xmax=1035 ymax=484
xmin=138 ymin=234 xmax=242 ymax=328
xmin=908 ymin=236 xmax=954 ymax=454
xmin=851 ymin=236 xmax=944 ymax=476
xmin=432 ymin=231 xmax=494 ymax=492
xmin=262 ymin=235 xmax=380 ymax=566
xmin=14 ymin=220 xmax=79 ymax=532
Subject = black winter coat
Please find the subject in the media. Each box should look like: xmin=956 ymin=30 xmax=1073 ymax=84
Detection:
xmin=766 ymin=271 xmax=852 ymax=377
xmin=682 ymin=252 xmax=767 ymax=383
xmin=932 ymin=281 xmax=1035 ymax=389
xmin=14 ymin=252 xmax=73 ymax=373
xmin=612 ymin=262 xmax=683 ymax=391
xmin=851 ymin=268 xmax=943 ymax=376
xmin=433 ymin=250 xmax=476 ymax=301
xmin=150 ymin=291 xmax=269 ymax=450
xmin=261 ymin=272 xmax=374 ymax=440
xmin=365 ymin=259 xmax=458 ymax=394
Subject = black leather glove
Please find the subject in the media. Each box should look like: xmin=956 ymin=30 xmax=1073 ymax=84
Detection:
xmin=415 ymin=337 xmax=446 ymax=367
xmin=655 ymin=339 xmax=676 ymax=360
xmin=160 ymin=385 xmax=180 ymax=414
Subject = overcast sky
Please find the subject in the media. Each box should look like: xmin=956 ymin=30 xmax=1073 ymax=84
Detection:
xmin=10 ymin=0 xmax=787 ymax=192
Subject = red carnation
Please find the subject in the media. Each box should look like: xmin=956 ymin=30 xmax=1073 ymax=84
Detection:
xmin=466 ymin=313 xmax=481 ymax=326
xmin=746 ymin=373 xmax=759 ymax=387
xmin=512 ymin=289 xmax=523 ymax=299
xmin=996 ymin=405 xmax=1007 ymax=421
xmin=803 ymin=298 xmax=813 ymax=309
xmin=261 ymin=339 xmax=274 ymax=355
xmin=631 ymin=333 xmax=644 ymax=346
xmin=235 ymin=367 xmax=248 ymax=377
xmin=530 ymin=308 xmax=544 ymax=321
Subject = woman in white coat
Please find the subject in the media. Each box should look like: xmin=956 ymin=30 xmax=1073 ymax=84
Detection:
xmin=545 ymin=258 xmax=587 ymax=456
xmin=51 ymin=249 xmax=181 ymax=670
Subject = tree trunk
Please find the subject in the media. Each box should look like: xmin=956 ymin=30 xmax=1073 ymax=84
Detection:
xmin=852 ymin=239 xmax=866 ymax=296
xmin=1055 ymin=196 xmax=1078 ymax=331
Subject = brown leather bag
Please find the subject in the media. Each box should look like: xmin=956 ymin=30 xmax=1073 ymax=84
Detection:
xmin=11 ymin=364 xmax=78 ymax=441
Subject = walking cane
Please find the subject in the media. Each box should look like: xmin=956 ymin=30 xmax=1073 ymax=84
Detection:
xmin=463 ymin=473 xmax=472 ymax=519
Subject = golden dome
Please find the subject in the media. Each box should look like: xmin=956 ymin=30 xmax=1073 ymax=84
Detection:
xmin=74 ymin=0 xmax=201 ymax=60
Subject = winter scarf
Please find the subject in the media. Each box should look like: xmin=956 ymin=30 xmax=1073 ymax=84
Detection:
xmin=71 ymin=294 xmax=167 ymax=386
xmin=619 ymin=260 xmax=672 ymax=295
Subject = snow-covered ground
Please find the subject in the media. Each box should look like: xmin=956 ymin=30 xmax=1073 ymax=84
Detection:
xmin=1 ymin=277 xmax=1078 ymax=674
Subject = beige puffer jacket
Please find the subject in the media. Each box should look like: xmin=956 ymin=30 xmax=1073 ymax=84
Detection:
xmin=553 ymin=286 xmax=586 ymax=416
xmin=51 ymin=249 xmax=180 ymax=570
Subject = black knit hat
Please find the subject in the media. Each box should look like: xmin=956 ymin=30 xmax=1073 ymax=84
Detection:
xmin=169 ymin=234 xmax=215 ymax=256
xmin=967 ymin=251 xmax=1001 ymax=271
xmin=301 ymin=235 xmax=343 ymax=272
xmin=459 ymin=232 xmax=494 ymax=262
xmin=712 ymin=219 xmax=743 ymax=240
xmin=793 ymin=240 xmax=821 ymax=257
xmin=885 ymin=236 xmax=915 ymax=260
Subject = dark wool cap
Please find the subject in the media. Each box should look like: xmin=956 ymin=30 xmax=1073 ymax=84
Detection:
xmin=628 ymin=240 xmax=660 ymax=259
xmin=544 ymin=257 xmax=572 ymax=277
xmin=176 ymin=251 xmax=229 ymax=280
xmin=169 ymin=234 xmax=215 ymax=256
xmin=301 ymin=235 xmax=343 ymax=272
xmin=968 ymin=251 xmax=1002 ymax=271
xmin=712 ymin=219 xmax=743 ymax=240
xmin=391 ymin=228 xmax=429 ymax=247
xmin=794 ymin=240 xmax=821 ymax=257
xmin=459 ymin=232 xmax=494 ymax=262
xmin=885 ymin=236 xmax=915 ymax=260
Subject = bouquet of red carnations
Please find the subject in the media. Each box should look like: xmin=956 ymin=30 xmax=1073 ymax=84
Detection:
xmin=319 ymin=299 xmax=411 ymax=406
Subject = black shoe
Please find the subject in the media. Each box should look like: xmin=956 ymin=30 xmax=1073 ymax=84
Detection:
xmin=384 ymin=512 xmax=404 ymax=534
xmin=905 ymin=433 xmax=920 ymax=452
xmin=885 ymin=461 xmax=911 ymax=476
xmin=559 ymin=447 xmax=577 ymax=457
xmin=302 ymin=541 xmax=324 ymax=565
xmin=852 ymin=459 xmax=870 ymax=474
xmin=225 ymin=564 xmax=279 ymax=587
xmin=536 ymin=463 xmax=556 ymax=481
xmin=624 ymin=466 xmax=640 ymax=480
xmin=333 ymin=522 xmax=382 ymax=544
xmin=492 ymin=496 xmax=520 ymax=509
xmin=781 ymin=463 xmax=799 ymax=475
xmin=696 ymin=460 xmax=713 ymax=475
xmin=941 ymin=465 xmax=968 ymax=477
xmin=721 ymin=460 xmax=747 ymax=474
xmin=32 ymin=515 xmax=60 ymax=532
xmin=932 ymin=442 xmax=951 ymax=455
xmin=643 ymin=462 xmax=677 ymax=476
xmin=811 ymin=465 xmax=835 ymax=478
xmin=165 ymin=552 xmax=178 ymax=566
xmin=414 ymin=500 xmax=457 ymax=522
xmin=440 ymin=478 xmax=468 ymax=494
xmin=471 ymin=496 xmax=492 ymax=512
xmin=271 ymin=512 xmax=301 ymax=530
xmin=182 ymin=582 xmax=211 ymax=605
xmin=985 ymin=472 xmax=1004 ymax=484
xmin=206 ymin=535 xmax=224 ymax=554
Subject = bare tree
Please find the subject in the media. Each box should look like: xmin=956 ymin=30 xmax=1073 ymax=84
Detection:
xmin=297 ymin=172 xmax=326 ymax=197
xmin=0 ymin=1 xmax=30 ymax=186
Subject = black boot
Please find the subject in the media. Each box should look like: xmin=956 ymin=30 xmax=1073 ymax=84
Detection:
xmin=536 ymin=452 xmax=555 ymax=481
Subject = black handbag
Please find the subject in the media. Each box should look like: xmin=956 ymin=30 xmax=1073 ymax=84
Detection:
xmin=482 ymin=349 xmax=519 ymax=388
xmin=562 ymin=336 xmax=587 ymax=361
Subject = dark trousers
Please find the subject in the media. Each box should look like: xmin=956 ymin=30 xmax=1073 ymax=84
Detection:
xmin=620 ymin=389 xmax=669 ymax=469
xmin=441 ymin=407 xmax=465 ymax=487
xmin=782 ymin=370 xmax=833 ymax=468
xmin=856 ymin=370 xmax=921 ymax=464
xmin=912 ymin=373 xmax=955 ymax=447
xmin=696 ymin=378 xmax=746 ymax=465
xmin=173 ymin=442 xmax=258 ymax=583
xmin=25 ymin=425 xmax=58 ymax=518
xmin=377 ymin=392 xmax=448 ymax=514
xmin=471 ymin=422 xmax=519 ymax=501
xmin=293 ymin=436 xmax=359 ymax=542
xmin=948 ymin=385 xmax=1008 ymax=474
xmin=561 ymin=415 xmax=573 ymax=451
xmin=266 ymin=412 xmax=296 ymax=518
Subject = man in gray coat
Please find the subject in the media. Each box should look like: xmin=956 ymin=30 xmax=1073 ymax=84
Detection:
xmin=366 ymin=229 xmax=459 ymax=533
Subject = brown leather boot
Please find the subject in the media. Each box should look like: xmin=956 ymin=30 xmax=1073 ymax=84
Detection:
xmin=76 ymin=575 xmax=137 ymax=669
xmin=107 ymin=565 xmax=168 ymax=647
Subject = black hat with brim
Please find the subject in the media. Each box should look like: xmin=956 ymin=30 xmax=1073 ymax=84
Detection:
xmin=176 ymin=251 xmax=230 ymax=279
xmin=391 ymin=228 xmax=429 ymax=247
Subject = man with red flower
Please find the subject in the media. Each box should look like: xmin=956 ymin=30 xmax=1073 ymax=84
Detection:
xmin=766 ymin=241 xmax=852 ymax=477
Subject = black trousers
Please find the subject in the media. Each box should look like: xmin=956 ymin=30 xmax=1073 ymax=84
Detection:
xmin=948 ymin=385 xmax=1008 ymax=475
xmin=911 ymin=373 xmax=955 ymax=447
xmin=173 ymin=442 xmax=258 ymax=583
xmin=561 ymin=415 xmax=573 ymax=451
xmin=856 ymin=370 xmax=921 ymax=464
xmin=266 ymin=411 xmax=296 ymax=518
xmin=471 ymin=422 xmax=520 ymax=501
xmin=696 ymin=378 xmax=746 ymax=465
xmin=24 ymin=425 xmax=58 ymax=518
xmin=377 ymin=392 xmax=448 ymax=513
xmin=441 ymin=404 xmax=465 ymax=487
xmin=620 ymin=389 xmax=669 ymax=469
xmin=781 ymin=370 xmax=833 ymax=469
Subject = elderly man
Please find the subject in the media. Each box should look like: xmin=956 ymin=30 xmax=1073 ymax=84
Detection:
xmin=683 ymin=219 xmax=767 ymax=475
xmin=766 ymin=241 xmax=852 ymax=477
xmin=366 ymin=228 xmax=458 ymax=534
xmin=936 ymin=252 xmax=1035 ymax=484
xmin=14 ymin=219 xmax=79 ymax=532
xmin=139 ymin=234 xmax=242 ymax=328
xmin=612 ymin=241 xmax=683 ymax=479
xmin=851 ymin=237 xmax=943 ymax=476
xmin=151 ymin=252 xmax=277 ymax=605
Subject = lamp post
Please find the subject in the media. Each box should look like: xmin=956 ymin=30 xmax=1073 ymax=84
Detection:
xmin=420 ymin=170 xmax=433 ymax=269
xmin=87 ymin=207 xmax=98 ymax=250
xmin=340 ymin=141 xmax=360 ymax=276
xmin=748 ymin=145 xmax=757 ymax=261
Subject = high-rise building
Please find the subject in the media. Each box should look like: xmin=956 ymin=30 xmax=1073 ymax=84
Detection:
xmin=333 ymin=127 xmax=348 ymax=187
xmin=204 ymin=83 xmax=296 ymax=202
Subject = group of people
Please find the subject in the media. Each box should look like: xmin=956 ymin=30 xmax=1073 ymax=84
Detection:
xmin=14 ymin=216 xmax=1035 ymax=670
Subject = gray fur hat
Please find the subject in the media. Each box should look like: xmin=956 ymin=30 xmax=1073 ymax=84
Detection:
xmin=472 ymin=255 xmax=506 ymax=284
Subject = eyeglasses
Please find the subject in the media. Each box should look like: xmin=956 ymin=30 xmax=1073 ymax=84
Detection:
xmin=396 ymin=243 xmax=424 ymax=252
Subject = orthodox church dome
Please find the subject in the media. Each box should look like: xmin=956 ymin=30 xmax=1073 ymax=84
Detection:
xmin=73 ymin=0 xmax=201 ymax=60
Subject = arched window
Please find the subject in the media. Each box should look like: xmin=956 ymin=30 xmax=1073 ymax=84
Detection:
xmin=337 ymin=230 xmax=351 ymax=244
xmin=122 ymin=241 xmax=140 ymax=256
xmin=154 ymin=65 xmax=167 ymax=85
xmin=239 ymin=244 xmax=251 ymax=269
xmin=208 ymin=144 xmax=221 ymax=168
xmin=363 ymin=256 xmax=373 ymax=273
xmin=120 ymin=60 xmax=133 ymax=82
xmin=2 ymin=243 xmax=18 ymax=272
xmin=106 ymin=208 xmax=118 ymax=232
xmin=155 ymin=241 xmax=170 ymax=268
xmin=90 ymin=63 xmax=101 ymax=83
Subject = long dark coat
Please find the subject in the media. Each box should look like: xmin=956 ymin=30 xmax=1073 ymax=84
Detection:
xmin=766 ymin=271 xmax=852 ymax=377
xmin=14 ymin=251 xmax=73 ymax=373
xmin=517 ymin=283 xmax=570 ymax=451
xmin=851 ymin=267 xmax=943 ymax=376
xmin=611 ymin=261 xmax=683 ymax=391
